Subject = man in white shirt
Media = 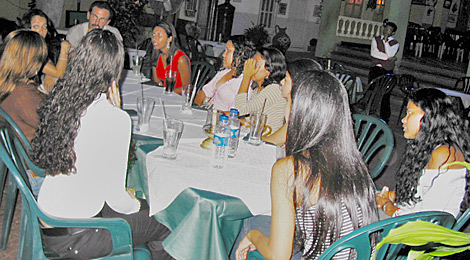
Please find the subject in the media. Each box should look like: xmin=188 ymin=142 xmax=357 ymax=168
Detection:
xmin=368 ymin=20 xmax=399 ymax=123
xmin=66 ymin=1 xmax=122 ymax=48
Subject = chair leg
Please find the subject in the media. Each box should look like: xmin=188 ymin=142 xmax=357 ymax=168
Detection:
xmin=0 ymin=162 xmax=7 ymax=207
xmin=397 ymin=95 xmax=408 ymax=125
xmin=0 ymin=174 xmax=18 ymax=251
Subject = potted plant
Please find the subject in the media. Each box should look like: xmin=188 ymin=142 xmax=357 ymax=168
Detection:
xmin=244 ymin=23 xmax=270 ymax=48
xmin=107 ymin=0 xmax=150 ymax=47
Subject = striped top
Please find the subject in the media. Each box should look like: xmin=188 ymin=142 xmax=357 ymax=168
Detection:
xmin=296 ymin=202 xmax=363 ymax=260
xmin=235 ymin=83 xmax=286 ymax=133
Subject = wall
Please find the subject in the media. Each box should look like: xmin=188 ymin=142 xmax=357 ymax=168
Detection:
xmin=0 ymin=0 xmax=32 ymax=22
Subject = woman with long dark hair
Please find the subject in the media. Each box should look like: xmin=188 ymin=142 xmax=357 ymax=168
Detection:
xmin=194 ymin=36 xmax=256 ymax=111
xmin=20 ymin=9 xmax=71 ymax=92
xmin=377 ymin=88 xmax=469 ymax=218
xmin=234 ymin=47 xmax=288 ymax=133
xmin=150 ymin=20 xmax=190 ymax=95
xmin=31 ymin=30 xmax=173 ymax=259
xmin=234 ymin=71 xmax=378 ymax=260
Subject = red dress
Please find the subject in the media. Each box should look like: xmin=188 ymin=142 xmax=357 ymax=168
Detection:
xmin=155 ymin=50 xmax=190 ymax=90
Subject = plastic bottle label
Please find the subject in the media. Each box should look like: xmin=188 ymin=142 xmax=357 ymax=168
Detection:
xmin=230 ymin=128 xmax=240 ymax=138
xmin=214 ymin=134 xmax=228 ymax=146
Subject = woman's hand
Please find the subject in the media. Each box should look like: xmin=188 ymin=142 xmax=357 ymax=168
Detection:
xmin=235 ymin=235 xmax=257 ymax=260
xmin=243 ymin=58 xmax=260 ymax=80
xmin=107 ymin=81 xmax=121 ymax=107
xmin=376 ymin=186 xmax=396 ymax=209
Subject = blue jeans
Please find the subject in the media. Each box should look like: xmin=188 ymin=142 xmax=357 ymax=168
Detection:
xmin=230 ymin=215 xmax=302 ymax=260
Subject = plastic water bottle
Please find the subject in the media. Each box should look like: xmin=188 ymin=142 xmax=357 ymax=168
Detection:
xmin=228 ymin=108 xmax=240 ymax=158
xmin=212 ymin=115 xmax=230 ymax=169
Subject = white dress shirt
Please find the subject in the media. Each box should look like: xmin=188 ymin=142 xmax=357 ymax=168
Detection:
xmin=38 ymin=93 xmax=140 ymax=218
xmin=66 ymin=22 xmax=123 ymax=48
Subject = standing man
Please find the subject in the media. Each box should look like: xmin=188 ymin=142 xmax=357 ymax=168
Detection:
xmin=368 ymin=19 xmax=399 ymax=123
xmin=66 ymin=1 xmax=122 ymax=48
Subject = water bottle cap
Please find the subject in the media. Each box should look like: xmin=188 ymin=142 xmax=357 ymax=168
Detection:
xmin=229 ymin=108 xmax=239 ymax=117
xmin=220 ymin=115 xmax=229 ymax=122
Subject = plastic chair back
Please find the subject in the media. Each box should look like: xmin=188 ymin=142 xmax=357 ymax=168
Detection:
xmin=454 ymin=77 xmax=470 ymax=94
xmin=0 ymin=125 xmax=150 ymax=259
xmin=316 ymin=211 xmax=455 ymax=260
xmin=352 ymin=114 xmax=394 ymax=179
xmin=247 ymin=211 xmax=455 ymax=260
xmin=191 ymin=61 xmax=216 ymax=92
xmin=362 ymin=74 xmax=398 ymax=117
xmin=332 ymin=69 xmax=358 ymax=104
xmin=453 ymin=208 xmax=470 ymax=231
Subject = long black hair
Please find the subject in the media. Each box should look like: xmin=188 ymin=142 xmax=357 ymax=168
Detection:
xmin=395 ymin=88 xmax=470 ymax=211
xmin=151 ymin=20 xmax=180 ymax=66
xmin=286 ymin=71 xmax=378 ymax=258
xmin=20 ymin=9 xmax=60 ymax=63
xmin=31 ymin=30 xmax=124 ymax=176
xmin=257 ymin=47 xmax=287 ymax=88
xmin=228 ymin=36 xmax=256 ymax=78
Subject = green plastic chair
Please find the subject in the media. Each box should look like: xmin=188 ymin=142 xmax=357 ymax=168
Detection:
xmin=332 ymin=69 xmax=359 ymax=104
xmin=191 ymin=60 xmax=216 ymax=92
xmin=0 ymin=107 xmax=44 ymax=251
xmin=0 ymin=125 xmax=151 ymax=259
xmin=352 ymin=114 xmax=394 ymax=179
xmin=246 ymin=211 xmax=455 ymax=260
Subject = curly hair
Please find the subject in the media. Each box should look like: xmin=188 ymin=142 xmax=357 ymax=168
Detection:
xmin=286 ymin=71 xmax=378 ymax=258
xmin=228 ymin=36 xmax=256 ymax=78
xmin=395 ymin=88 xmax=470 ymax=211
xmin=31 ymin=30 xmax=124 ymax=176
xmin=0 ymin=30 xmax=47 ymax=98
xmin=257 ymin=47 xmax=287 ymax=88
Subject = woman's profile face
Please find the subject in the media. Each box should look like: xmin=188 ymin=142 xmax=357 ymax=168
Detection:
xmin=152 ymin=26 xmax=171 ymax=51
xmin=31 ymin=15 xmax=48 ymax=38
xmin=222 ymin=40 xmax=235 ymax=69
xmin=251 ymin=53 xmax=270 ymax=82
xmin=281 ymin=72 xmax=292 ymax=98
xmin=402 ymin=101 xmax=424 ymax=139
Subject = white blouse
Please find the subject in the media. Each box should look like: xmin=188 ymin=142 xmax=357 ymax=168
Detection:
xmin=394 ymin=168 xmax=467 ymax=218
xmin=38 ymin=94 xmax=140 ymax=218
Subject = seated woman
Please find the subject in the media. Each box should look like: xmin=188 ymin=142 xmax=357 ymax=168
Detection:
xmin=150 ymin=20 xmax=190 ymax=95
xmin=0 ymin=29 xmax=48 ymax=197
xmin=233 ymin=71 xmax=379 ymax=260
xmin=235 ymin=47 xmax=287 ymax=133
xmin=194 ymin=37 xmax=256 ymax=111
xmin=31 ymin=30 xmax=173 ymax=260
xmin=263 ymin=58 xmax=323 ymax=146
xmin=20 ymin=9 xmax=71 ymax=92
xmin=376 ymin=88 xmax=469 ymax=218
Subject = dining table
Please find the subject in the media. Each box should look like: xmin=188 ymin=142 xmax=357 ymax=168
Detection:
xmin=120 ymin=70 xmax=277 ymax=260
xmin=199 ymin=40 xmax=226 ymax=58
xmin=436 ymin=87 xmax=470 ymax=109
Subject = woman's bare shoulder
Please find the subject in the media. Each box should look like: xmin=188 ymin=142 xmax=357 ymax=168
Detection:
xmin=428 ymin=145 xmax=465 ymax=169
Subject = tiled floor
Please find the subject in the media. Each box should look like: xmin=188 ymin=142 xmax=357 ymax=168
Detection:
xmin=0 ymin=192 xmax=21 ymax=259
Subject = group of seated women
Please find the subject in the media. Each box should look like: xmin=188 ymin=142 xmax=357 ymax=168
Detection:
xmin=0 ymin=12 xmax=468 ymax=260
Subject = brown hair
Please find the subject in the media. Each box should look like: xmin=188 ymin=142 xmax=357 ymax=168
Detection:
xmin=0 ymin=29 xmax=47 ymax=97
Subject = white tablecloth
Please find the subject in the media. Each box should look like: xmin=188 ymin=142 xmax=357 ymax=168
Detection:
xmin=199 ymin=40 xmax=226 ymax=57
xmin=436 ymin=87 xmax=470 ymax=108
xmin=120 ymin=70 xmax=275 ymax=216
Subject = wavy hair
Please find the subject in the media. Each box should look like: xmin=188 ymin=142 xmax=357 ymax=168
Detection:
xmin=395 ymin=88 xmax=470 ymax=211
xmin=151 ymin=20 xmax=180 ymax=66
xmin=31 ymin=30 xmax=124 ymax=176
xmin=257 ymin=47 xmax=287 ymax=87
xmin=228 ymin=36 xmax=256 ymax=78
xmin=286 ymin=71 xmax=378 ymax=259
xmin=0 ymin=30 xmax=47 ymax=98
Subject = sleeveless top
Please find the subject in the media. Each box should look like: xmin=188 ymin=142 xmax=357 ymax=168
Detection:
xmin=394 ymin=168 xmax=467 ymax=218
xmin=296 ymin=201 xmax=362 ymax=260
xmin=155 ymin=50 xmax=189 ymax=90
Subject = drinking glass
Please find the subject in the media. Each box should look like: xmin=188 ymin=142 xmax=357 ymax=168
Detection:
xmin=164 ymin=70 xmax=177 ymax=95
xmin=132 ymin=55 xmax=143 ymax=76
xmin=136 ymin=97 xmax=155 ymax=133
xmin=248 ymin=112 xmax=267 ymax=146
xmin=181 ymin=84 xmax=195 ymax=113
xmin=163 ymin=118 xmax=184 ymax=159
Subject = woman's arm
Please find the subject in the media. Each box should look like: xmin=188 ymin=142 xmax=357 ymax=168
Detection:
xmin=427 ymin=145 xmax=465 ymax=169
xmin=236 ymin=158 xmax=296 ymax=260
xmin=41 ymin=40 xmax=71 ymax=78
xmin=176 ymin=54 xmax=191 ymax=95
xmin=235 ymin=84 xmax=279 ymax=116
xmin=262 ymin=123 xmax=287 ymax=145
xmin=238 ymin=58 xmax=258 ymax=95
